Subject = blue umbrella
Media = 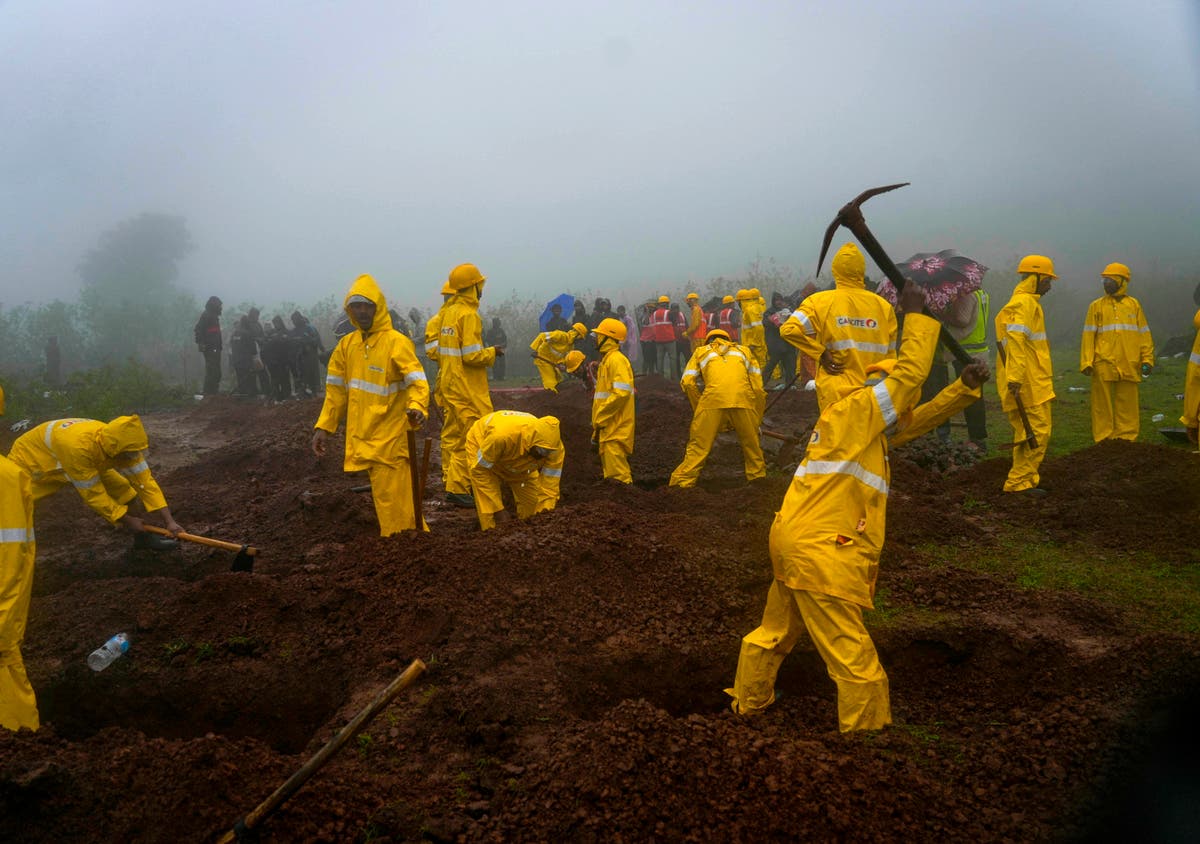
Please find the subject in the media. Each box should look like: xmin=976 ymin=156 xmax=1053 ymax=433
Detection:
xmin=539 ymin=293 xmax=576 ymax=331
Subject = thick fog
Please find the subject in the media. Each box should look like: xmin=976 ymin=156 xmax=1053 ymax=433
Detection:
xmin=3 ymin=0 xmax=1199 ymax=316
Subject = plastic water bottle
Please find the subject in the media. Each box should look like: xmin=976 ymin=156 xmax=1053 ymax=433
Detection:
xmin=88 ymin=633 xmax=130 ymax=672
xmin=1152 ymin=414 xmax=1165 ymax=423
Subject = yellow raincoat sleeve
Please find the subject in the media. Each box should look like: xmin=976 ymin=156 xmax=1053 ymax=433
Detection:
xmin=890 ymin=379 xmax=983 ymax=448
xmin=49 ymin=429 xmax=151 ymax=524
xmin=1079 ymin=300 xmax=1099 ymax=373
xmin=111 ymin=452 xmax=169 ymax=514
xmin=460 ymin=311 xmax=497 ymax=369
xmin=743 ymin=342 xmax=767 ymax=419
xmin=391 ymin=336 xmax=430 ymax=417
xmin=530 ymin=333 xmax=546 ymax=357
xmin=780 ymin=301 xmax=826 ymax=361
xmin=592 ymin=354 xmax=634 ymax=431
xmin=423 ymin=313 xmax=443 ymax=362
xmin=0 ymin=456 xmax=35 ymax=647
xmin=998 ymin=298 xmax=1035 ymax=386
xmin=679 ymin=347 xmax=705 ymax=410
xmin=315 ymin=337 xmax=349 ymax=433
xmin=536 ymin=447 xmax=564 ymax=512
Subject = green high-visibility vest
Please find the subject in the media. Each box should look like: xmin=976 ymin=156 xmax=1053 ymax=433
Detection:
xmin=962 ymin=290 xmax=990 ymax=356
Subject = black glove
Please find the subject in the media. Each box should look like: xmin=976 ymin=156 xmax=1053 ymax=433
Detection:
xmin=590 ymin=428 xmax=601 ymax=454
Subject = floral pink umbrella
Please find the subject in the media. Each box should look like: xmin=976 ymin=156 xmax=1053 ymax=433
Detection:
xmin=876 ymin=250 xmax=987 ymax=313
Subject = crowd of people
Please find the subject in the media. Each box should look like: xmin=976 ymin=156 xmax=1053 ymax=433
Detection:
xmin=3 ymin=248 xmax=1196 ymax=738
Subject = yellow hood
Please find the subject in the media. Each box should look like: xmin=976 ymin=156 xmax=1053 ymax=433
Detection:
xmin=529 ymin=416 xmax=562 ymax=452
xmin=447 ymin=284 xmax=482 ymax=310
xmin=1013 ymin=275 xmax=1040 ymax=296
xmin=100 ymin=415 xmax=149 ymax=457
xmin=832 ymin=243 xmax=866 ymax=290
xmin=343 ymin=274 xmax=394 ymax=333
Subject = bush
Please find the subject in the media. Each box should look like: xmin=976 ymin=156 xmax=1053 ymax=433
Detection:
xmin=2 ymin=359 xmax=191 ymax=423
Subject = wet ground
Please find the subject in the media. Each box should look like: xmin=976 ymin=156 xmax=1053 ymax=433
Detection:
xmin=2 ymin=376 xmax=1199 ymax=842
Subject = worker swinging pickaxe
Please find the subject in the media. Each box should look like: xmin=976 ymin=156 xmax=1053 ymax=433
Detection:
xmin=816 ymin=184 xmax=1032 ymax=449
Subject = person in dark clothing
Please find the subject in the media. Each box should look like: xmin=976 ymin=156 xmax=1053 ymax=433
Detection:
xmin=263 ymin=316 xmax=298 ymax=400
xmin=246 ymin=308 xmax=272 ymax=397
xmin=194 ymin=296 xmax=223 ymax=395
xmin=45 ymin=336 xmax=62 ymax=387
xmin=763 ymin=291 xmax=799 ymax=389
xmin=484 ymin=317 xmax=508 ymax=381
xmin=229 ymin=316 xmax=262 ymax=397
xmin=546 ymin=303 xmax=569 ymax=332
xmin=637 ymin=303 xmax=657 ymax=375
xmin=669 ymin=303 xmax=689 ymax=380
xmin=290 ymin=311 xmax=325 ymax=397
xmin=572 ymin=299 xmax=588 ymax=328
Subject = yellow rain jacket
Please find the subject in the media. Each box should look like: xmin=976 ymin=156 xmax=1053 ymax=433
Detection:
xmin=995 ymin=275 xmax=1054 ymax=411
xmin=687 ymin=302 xmax=708 ymax=349
xmin=530 ymin=327 xmax=583 ymax=392
xmin=1 ymin=383 xmax=39 ymax=731
xmin=738 ymin=292 xmax=767 ymax=365
xmin=438 ymin=285 xmax=496 ymax=418
xmin=316 ymin=274 xmax=430 ymax=471
xmin=1080 ymin=276 xmax=1154 ymax=381
xmin=1181 ymin=307 xmax=1200 ymax=431
xmin=681 ymin=336 xmax=766 ymax=417
xmin=782 ymin=243 xmax=898 ymax=409
xmin=9 ymin=416 xmax=168 ymax=524
xmin=467 ymin=411 xmax=564 ymax=527
xmin=772 ymin=314 xmax=980 ymax=609
xmin=592 ymin=340 xmax=635 ymax=456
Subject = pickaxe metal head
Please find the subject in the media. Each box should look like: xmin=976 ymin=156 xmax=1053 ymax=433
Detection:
xmin=816 ymin=182 xmax=909 ymax=277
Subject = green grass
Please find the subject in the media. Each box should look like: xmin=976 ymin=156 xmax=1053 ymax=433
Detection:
xmin=918 ymin=534 xmax=1200 ymax=634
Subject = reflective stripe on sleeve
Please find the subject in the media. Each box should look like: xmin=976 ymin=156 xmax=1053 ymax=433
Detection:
xmin=794 ymin=459 xmax=889 ymax=495
xmin=592 ymin=391 xmax=611 ymax=400
xmin=461 ymin=343 xmax=483 ymax=354
xmin=612 ymin=381 xmax=632 ymax=392
xmin=1191 ymin=352 xmax=1200 ymax=366
xmin=438 ymin=346 xmax=462 ymax=357
xmin=326 ymin=374 xmax=346 ymax=386
xmin=0 ymin=527 xmax=34 ymax=544
xmin=541 ymin=466 xmax=562 ymax=477
xmin=117 ymin=460 xmax=150 ymax=477
xmin=789 ymin=312 xmax=815 ymax=334
xmin=872 ymin=381 xmax=897 ymax=428
xmin=475 ymin=450 xmax=494 ymax=469
xmin=403 ymin=371 xmax=427 ymax=385
xmin=683 ymin=369 xmax=699 ymax=378
xmin=347 ymin=378 xmax=402 ymax=396
xmin=70 ymin=474 xmax=101 ymax=490
xmin=744 ymin=321 xmax=762 ymax=328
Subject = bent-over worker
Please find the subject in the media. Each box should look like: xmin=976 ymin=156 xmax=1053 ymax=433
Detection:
xmin=467 ymin=411 xmax=564 ymax=530
xmin=313 ymin=274 xmax=430 ymax=535
xmin=0 ymin=384 xmax=38 ymax=731
xmin=530 ymin=322 xmax=588 ymax=392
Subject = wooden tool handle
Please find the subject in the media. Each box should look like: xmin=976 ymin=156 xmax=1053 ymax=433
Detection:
xmin=142 ymin=524 xmax=257 ymax=555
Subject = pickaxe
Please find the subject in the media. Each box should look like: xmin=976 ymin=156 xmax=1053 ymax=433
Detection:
xmin=816 ymin=183 xmax=975 ymax=367
xmin=995 ymin=342 xmax=1038 ymax=450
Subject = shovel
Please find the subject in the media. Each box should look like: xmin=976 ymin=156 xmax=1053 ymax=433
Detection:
xmin=142 ymin=525 xmax=258 ymax=572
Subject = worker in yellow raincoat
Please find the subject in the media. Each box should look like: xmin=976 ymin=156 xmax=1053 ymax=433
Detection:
xmin=591 ymin=318 xmax=636 ymax=483
xmin=313 ymin=274 xmax=430 ymax=535
xmin=727 ymin=283 xmax=991 ymax=731
xmin=1181 ymin=305 xmax=1200 ymax=450
xmin=1080 ymin=262 xmax=1155 ymax=442
xmin=8 ymin=415 xmax=183 ymax=550
xmin=530 ymin=322 xmax=588 ymax=392
xmin=737 ymin=288 xmax=768 ymax=368
xmin=1 ymin=385 xmax=38 ymax=731
xmin=423 ymin=280 xmax=455 ymax=486
xmin=781 ymin=242 xmax=898 ymax=410
xmin=438 ymin=264 xmax=503 ymax=508
xmin=466 ymin=411 xmax=564 ymax=530
xmin=996 ymin=255 xmax=1056 ymax=493
xmin=685 ymin=292 xmax=708 ymax=351
xmin=669 ymin=328 xmax=766 ymax=487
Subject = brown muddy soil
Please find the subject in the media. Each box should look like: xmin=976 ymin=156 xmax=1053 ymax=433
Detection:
xmin=3 ymin=378 xmax=1200 ymax=843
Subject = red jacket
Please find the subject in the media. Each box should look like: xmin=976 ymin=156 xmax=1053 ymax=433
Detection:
xmin=652 ymin=307 xmax=675 ymax=343
xmin=719 ymin=307 xmax=740 ymax=342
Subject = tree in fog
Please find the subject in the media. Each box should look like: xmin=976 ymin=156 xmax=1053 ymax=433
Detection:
xmin=78 ymin=213 xmax=197 ymax=364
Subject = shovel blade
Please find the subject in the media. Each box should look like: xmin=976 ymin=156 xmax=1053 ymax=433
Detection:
xmin=231 ymin=547 xmax=255 ymax=573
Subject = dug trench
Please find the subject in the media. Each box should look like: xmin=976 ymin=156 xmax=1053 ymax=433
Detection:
xmin=2 ymin=378 xmax=1200 ymax=841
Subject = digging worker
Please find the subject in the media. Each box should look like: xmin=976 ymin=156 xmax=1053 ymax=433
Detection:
xmin=466 ymin=410 xmax=564 ymax=530
xmin=737 ymin=288 xmax=768 ymax=369
xmin=1181 ymin=304 xmax=1200 ymax=449
xmin=1080 ymin=262 xmax=1155 ymax=442
xmin=7 ymin=415 xmax=183 ymax=551
xmin=591 ymin=318 xmax=636 ymax=484
xmin=0 ymin=384 xmax=38 ymax=732
xmin=727 ymin=282 xmax=991 ymax=732
xmin=312 ymin=274 xmax=430 ymax=535
xmin=530 ymin=322 xmax=588 ymax=392
xmin=781 ymin=242 xmax=897 ymax=410
xmin=685 ymin=292 xmax=708 ymax=351
xmin=996 ymin=255 xmax=1056 ymax=494
xmin=669 ymin=328 xmax=766 ymax=488
xmin=438 ymin=263 xmax=503 ymax=509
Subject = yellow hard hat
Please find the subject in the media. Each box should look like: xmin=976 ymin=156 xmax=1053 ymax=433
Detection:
xmin=1017 ymin=255 xmax=1057 ymax=279
xmin=735 ymin=288 xmax=752 ymax=301
xmin=749 ymin=287 xmax=761 ymax=298
xmin=571 ymin=322 xmax=588 ymax=338
xmin=1101 ymin=262 xmax=1130 ymax=281
xmin=447 ymin=263 xmax=487 ymax=290
xmin=686 ymin=292 xmax=699 ymax=301
xmin=440 ymin=280 xmax=454 ymax=295
xmin=722 ymin=295 xmax=734 ymax=305
xmin=706 ymin=328 xmax=731 ymax=342
xmin=594 ymin=317 xmax=627 ymax=343
xmin=563 ymin=350 xmax=586 ymax=373
xmin=657 ymin=295 xmax=669 ymax=304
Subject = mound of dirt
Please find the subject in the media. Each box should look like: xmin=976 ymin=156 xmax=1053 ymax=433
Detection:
xmin=4 ymin=383 xmax=1200 ymax=842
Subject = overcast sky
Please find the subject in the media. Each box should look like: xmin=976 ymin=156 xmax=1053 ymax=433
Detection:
xmin=3 ymin=0 xmax=1198 ymax=315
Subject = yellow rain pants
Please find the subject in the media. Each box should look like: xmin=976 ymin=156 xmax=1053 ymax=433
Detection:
xmin=1090 ymin=378 xmax=1139 ymax=442
xmin=367 ymin=460 xmax=428 ymax=535
xmin=1003 ymin=399 xmax=1052 ymax=492
xmin=668 ymin=407 xmax=764 ymax=487
xmin=727 ymin=579 xmax=891 ymax=732
xmin=1 ymin=455 xmax=38 ymax=731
